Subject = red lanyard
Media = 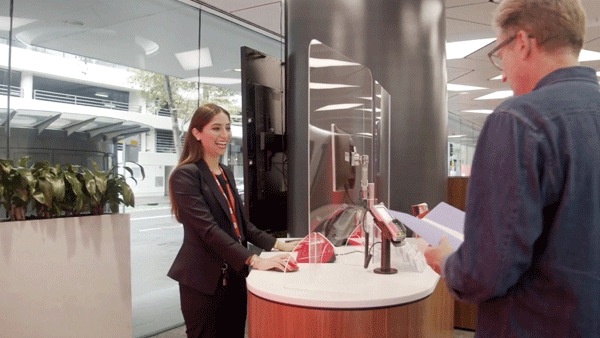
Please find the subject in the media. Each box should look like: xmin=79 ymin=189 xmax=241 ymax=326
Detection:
xmin=210 ymin=166 xmax=241 ymax=241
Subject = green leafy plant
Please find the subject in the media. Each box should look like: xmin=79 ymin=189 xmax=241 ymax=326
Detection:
xmin=0 ymin=157 xmax=37 ymax=221
xmin=86 ymin=162 xmax=140 ymax=214
xmin=0 ymin=157 xmax=141 ymax=221
xmin=60 ymin=163 xmax=86 ymax=216
xmin=103 ymin=164 xmax=137 ymax=213
xmin=30 ymin=160 xmax=65 ymax=219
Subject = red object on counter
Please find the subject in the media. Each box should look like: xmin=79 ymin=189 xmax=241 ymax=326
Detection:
xmin=293 ymin=232 xmax=336 ymax=263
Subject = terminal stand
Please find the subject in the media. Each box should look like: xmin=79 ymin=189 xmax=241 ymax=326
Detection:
xmin=374 ymin=235 xmax=397 ymax=274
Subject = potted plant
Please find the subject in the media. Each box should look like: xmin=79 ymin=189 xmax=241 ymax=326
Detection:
xmin=0 ymin=157 xmax=143 ymax=337
xmin=0 ymin=156 xmax=142 ymax=221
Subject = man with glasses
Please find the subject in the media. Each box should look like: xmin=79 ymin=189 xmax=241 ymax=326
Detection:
xmin=425 ymin=0 xmax=600 ymax=336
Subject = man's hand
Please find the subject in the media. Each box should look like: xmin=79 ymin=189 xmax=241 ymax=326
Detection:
xmin=423 ymin=237 xmax=453 ymax=274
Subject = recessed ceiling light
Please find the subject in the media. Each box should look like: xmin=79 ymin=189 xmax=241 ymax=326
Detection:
xmin=461 ymin=109 xmax=493 ymax=114
xmin=579 ymin=49 xmax=600 ymax=62
xmin=356 ymin=108 xmax=381 ymax=113
xmin=315 ymin=103 xmax=364 ymax=111
xmin=175 ymin=48 xmax=213 ymax=70
xmin=475 ymin=91 xmax=513 ymax=100
xmin=309 ymin=83 xmax=360 ymax=89
xmin=309 ymin=57 xmax=361 ymax=68
xmin=446 ymin=38 xmax=496 ymax=59
xmin=447 ymin=83 xmax=487 ymax=91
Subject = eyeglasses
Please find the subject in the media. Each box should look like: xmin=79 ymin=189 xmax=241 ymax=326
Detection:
xmin=487 ymin=35 xmax=516 ymax=71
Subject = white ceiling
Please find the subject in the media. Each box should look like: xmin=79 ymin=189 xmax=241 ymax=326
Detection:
xmin=445 ymin=0 xmax=600 ymax=132
xmin=202 ymin=0 xmax=600 ymax=132
xmin=194 ymin=0 xmax=284 ymax=37
xmin=3 ymin=0 xmax=600 ymax=134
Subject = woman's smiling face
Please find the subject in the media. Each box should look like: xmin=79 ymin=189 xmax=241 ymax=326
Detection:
xmin=193 ymin=111 xmax=231 ymax=159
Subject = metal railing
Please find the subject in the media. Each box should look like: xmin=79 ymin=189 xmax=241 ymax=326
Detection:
xmin=0 ymin=84 xmax=23 ymax=97
xmin=156 ymin=107 xmax=171 ymax=117
xmin=155 ymin=129 xmax=176 ymax=153
xmin=33 ymin=89 xmax=141 ymax=112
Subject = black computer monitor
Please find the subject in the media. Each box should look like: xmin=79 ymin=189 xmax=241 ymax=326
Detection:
xmin=331 ymin=123 xmax=356 ymax=192
xmin=240 ymin=46 xmax=286 ymax=233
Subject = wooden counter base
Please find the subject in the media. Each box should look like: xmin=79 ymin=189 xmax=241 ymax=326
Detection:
xmin=248 ymin=279 xmax=454 ymax=338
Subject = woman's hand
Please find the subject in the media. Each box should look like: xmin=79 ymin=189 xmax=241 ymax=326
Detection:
xmin=249 ymin=254 xmax=298 ymax=272
xmin=273 ymin=240 xmax=300 ymax=252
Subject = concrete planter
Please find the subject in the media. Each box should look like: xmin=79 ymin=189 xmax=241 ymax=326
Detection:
xmin=0 ymin=214 xmax=131 ymax=338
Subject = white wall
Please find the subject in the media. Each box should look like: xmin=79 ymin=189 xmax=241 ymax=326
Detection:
xmin=0 ymin=214 xmax=132 ymax=338
xmin=122 ymin=151 xmax=178 ymax=197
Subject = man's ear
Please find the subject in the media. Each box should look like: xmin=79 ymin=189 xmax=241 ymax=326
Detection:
xmin=516 ymin=29 xmax=532 ymax=60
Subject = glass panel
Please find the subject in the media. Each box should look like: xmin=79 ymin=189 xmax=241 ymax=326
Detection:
xmin=307 ymin=40 xmax=373 ymax=263
xmin=448 ymin=113 xmax=479 ymax=177
xmin=1 ymin=0 xmax=283 ymax=336
xmin=374 ymin=81 xmax=391 ymax=206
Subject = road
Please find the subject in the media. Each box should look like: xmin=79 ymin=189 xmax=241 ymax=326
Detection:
xmin=127 ymin=206 xmax=184 ymax=337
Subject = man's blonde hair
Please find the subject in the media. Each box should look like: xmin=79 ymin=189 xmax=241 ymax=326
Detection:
xmin=493 ymin=0 xmax=586 ymax=53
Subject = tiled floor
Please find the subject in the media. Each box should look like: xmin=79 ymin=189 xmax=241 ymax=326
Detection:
xmin=150 ymin=325 xmax=475 ymax=337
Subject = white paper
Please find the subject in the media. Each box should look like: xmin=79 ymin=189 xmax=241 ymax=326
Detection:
xmin=388 ymin=202 xmax=465 ymax=250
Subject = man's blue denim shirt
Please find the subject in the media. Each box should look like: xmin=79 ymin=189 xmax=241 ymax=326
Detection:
xmin=443 ymin=66 xmax=600 ymax=337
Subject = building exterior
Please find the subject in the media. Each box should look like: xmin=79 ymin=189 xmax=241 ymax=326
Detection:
xmin=1 ymin=42 xmax=247 ymax=199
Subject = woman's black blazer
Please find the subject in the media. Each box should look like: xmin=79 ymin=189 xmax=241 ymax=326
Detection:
xmin=167 ymin=160 xmax=276 ymax=295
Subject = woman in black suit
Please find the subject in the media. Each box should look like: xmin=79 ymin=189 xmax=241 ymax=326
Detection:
xmin=167 ymin=103 xmax=296 ymax=338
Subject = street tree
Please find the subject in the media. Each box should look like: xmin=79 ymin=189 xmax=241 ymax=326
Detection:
xmin=129 ymin=69 xmax=241 ymax=156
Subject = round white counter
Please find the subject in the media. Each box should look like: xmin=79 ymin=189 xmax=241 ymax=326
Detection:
xmin=246 ymin=242 xmax=454 ymax=338
xmin=247 ymin=245 xmax=440 ymax=309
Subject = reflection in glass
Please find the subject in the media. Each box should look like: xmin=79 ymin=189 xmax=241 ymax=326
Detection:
xmin=374 ymin=81 xmax=391 ymax=206
xmin=308 ymin=40 xmax=377 ymax=262
xmin=448 ymin=113 xmax=479 ymax=176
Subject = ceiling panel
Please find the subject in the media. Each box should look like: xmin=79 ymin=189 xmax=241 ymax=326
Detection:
xmin=199 ymin=0 xmax=277 ymax=12
xmin=192 ymin=0 xmax=283 ymax=35
xmin=232 ymin=3 xmax=284 ymax=35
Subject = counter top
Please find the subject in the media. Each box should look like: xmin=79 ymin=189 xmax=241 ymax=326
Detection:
xmin=246 ymin=241 xmax=440 ymax=309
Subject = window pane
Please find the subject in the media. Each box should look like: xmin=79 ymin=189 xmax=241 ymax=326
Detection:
xmin=2 ymin=0 xmax=283 ymax=336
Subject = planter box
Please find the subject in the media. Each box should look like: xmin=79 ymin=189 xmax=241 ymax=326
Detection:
xmin=0 ymin=214 xmax=131 ymax=338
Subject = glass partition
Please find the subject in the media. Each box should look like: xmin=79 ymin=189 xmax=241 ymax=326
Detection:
xmin=307 ymin=40 xmax=377 ymax=263
xmin=374 ymin=81 xmax=391 ymax=207
xmin=448 ymin=112 xmax=480 ymax=177
xmin=1 ymin=0 xmax=283 ymax=336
